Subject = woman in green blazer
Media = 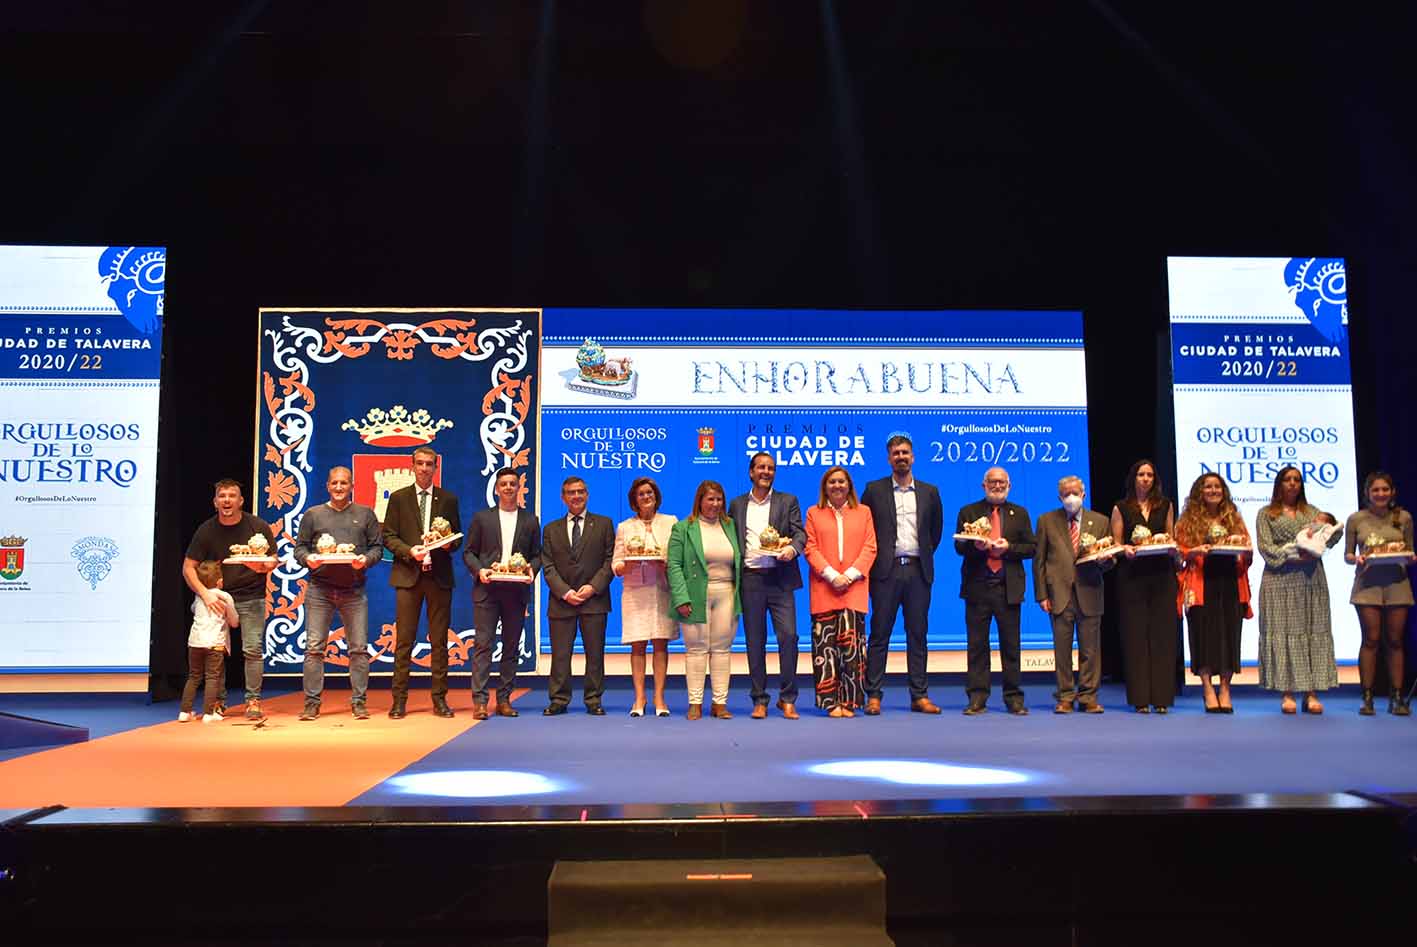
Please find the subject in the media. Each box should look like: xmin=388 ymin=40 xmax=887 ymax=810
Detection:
xmin=668 ymin=480 xmax=743 ymax=719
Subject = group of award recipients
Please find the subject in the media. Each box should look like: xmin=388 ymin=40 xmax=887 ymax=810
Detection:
xmin=188 ymin=438 xmax=1413 ymax=722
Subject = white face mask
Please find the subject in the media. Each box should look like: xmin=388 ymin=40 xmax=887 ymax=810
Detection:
xmin=1061 ymin=494 xmax=1083 ymax=515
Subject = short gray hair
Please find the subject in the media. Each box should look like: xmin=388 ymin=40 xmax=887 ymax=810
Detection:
xmin=1057 ymin=475 xmax=1085 ymax=493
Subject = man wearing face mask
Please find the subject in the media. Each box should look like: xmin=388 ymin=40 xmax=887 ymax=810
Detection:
xmin=1033 ymin=476 xmax=1113 ymax=714
xmin=954 ymin=466 xmax=1036 ymax=715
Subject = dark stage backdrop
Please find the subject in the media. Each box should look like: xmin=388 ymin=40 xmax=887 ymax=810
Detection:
xmin=0 ymin=4 xmax=1410 ymax=694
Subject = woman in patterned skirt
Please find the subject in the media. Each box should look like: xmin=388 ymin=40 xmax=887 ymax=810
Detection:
xmin=1255 ymin=466 xmax=1342 ymax=714
xmin=803 ymin=466 xmax=877 ymax=717
xmin=1344 ymin=471 xmax=1414 ymax=716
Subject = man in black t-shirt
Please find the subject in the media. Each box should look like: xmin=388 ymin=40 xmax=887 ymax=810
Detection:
xmin=183 ymin=478 xmax=277 ymax=719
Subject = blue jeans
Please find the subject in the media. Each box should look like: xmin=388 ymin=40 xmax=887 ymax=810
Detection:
xmin=303 ymin=582 xmax=370 ymax=703
xmin=218 ymin=596 xmax=267 ymax=706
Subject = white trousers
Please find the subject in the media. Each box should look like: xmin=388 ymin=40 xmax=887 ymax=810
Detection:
xmin=682 ymin=581 xmax=735 ymax=705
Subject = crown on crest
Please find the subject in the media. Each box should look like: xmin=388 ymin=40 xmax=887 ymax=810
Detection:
xmin=0 ymin=536 xmax=26 ymax=547
xmin=341 ymin=405 xmax=453 ymax=448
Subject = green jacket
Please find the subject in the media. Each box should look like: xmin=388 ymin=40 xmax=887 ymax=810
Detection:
xmin=666 ymin=516 xmax=743 ymax=624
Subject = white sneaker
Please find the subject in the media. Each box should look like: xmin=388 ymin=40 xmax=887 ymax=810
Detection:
xmin=177 ymin=711 xmax=193 ymax=722
xmin=202 ymin=711 xmax=224 ymax=723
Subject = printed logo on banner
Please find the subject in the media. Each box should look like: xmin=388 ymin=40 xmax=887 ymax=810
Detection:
xmin=259 ymin=309 xmax=540 ymax=675
xmin=71 ymin=536 xmax=119 ymax=589
xmin=564 ymin=339 xmax=638 ymax=400
xmin=1285 ymin=257 xmax=1347 ymax=344
xmin=98 ymin=246 xmax=165 ymax=334
xmin=693 ymin=426 xmax=721 ymax=465
xmin=0 ymin=535 xmax=26 ymax=581
xmin=342 ymin=405 xmax=453 ymax=521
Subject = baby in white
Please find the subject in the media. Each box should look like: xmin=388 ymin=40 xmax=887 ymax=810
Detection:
xmin=1285 ymin=512 xmax=1339 ymax=560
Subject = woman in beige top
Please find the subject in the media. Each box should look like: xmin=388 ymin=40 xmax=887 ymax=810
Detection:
xmin=1344 ymin=471 xmax=1415 ymax=716
xmin=667 ymin=480 xmax=743 ymax=720
xmin=612 ymin=477 xmax=679 ymax=717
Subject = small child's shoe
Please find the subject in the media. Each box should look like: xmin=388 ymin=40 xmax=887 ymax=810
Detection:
xmin=177 ymin=711 xmax=193 ymax=722
xmin=202 ymin=711 xmax=224 ymax=723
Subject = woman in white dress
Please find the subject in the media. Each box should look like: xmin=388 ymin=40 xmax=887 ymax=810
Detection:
xmin=612 ymin=477 xmax=679 ymax=717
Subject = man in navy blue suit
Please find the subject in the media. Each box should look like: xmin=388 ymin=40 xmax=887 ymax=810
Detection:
xmin=860 ymin=435 xmax=944 ymax=715
xmin=728 ymin=452 xmax=807 ymax=719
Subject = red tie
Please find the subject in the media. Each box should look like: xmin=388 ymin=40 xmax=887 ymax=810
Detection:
xmin=1070 ymin=515 xmax=1079 ymax=553
xmin=988 ymin=505 xmax=1002 ymax=573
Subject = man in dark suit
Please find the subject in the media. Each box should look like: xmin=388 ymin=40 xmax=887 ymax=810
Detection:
xmin=728 ymin=452 xmax=806 ymax=719
xmin=1033 ymin=475 xmax=1113 ymax=714
xmin=381 ymin=446 xmax=462 ymax=720
xmin=861 ymin=434 xmax=945 ymax=715
xmin=955 ymin=465 xmax=1037 ymax=716
xmin=463 ymin=467 xmax=542 ymax=719
xmin=541 ymin=476 xmax=615 ymax=716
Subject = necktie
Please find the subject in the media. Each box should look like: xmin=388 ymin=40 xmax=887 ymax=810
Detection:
xmin=1070 ymin=515 xmax=1079 ymax=553
xmin=572 ymin=514 xmax=583 ymax=547
xmin=418 ymin=491 xmax=431 ymax=571
xmin=988 ymin=505 xmax=1002 ymax=573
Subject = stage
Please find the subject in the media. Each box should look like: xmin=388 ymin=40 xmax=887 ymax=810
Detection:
xmin=3 ymin=677 xmax=1415 ymax=943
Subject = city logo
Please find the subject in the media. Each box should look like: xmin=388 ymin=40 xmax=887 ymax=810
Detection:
xmin=351 ymin=454 xmax=443 ymax=523
xmin=692 ymin=426 xmax=721 ymax=466
xmin=0 ymin=535 xmax=26 ymax=581
xmin=71 ymin=536 xmax=119 ymax=590
xmin=1284 ymin=257 xmax=1347 ymax=344
xmin=99 ymin=246 xmax=165 ymax=335
xmin=341 ymin=405 xmax=453 ymax=448
xmin=564 ymin=339 xmax=638 ymax=400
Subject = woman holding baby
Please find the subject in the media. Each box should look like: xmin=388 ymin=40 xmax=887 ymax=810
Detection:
xmin=1255 ymin=466 xmax=1343 ymax=714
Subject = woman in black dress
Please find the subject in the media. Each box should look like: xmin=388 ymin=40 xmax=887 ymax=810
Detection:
xmin=1175 ymin=473 xmax=1252 ymax=713
xmin=1110 ymin=459 xmax=1180 ymax=713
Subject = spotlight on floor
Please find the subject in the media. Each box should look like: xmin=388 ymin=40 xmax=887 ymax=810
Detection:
xmin=386 ymin=770 xmax=565 ymax=797
xmin=806 ymin=759 xmax=1031 ymax=787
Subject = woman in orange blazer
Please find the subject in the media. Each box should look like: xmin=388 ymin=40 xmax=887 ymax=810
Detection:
xmin=804 ymin=465 xmax=878 ymax=717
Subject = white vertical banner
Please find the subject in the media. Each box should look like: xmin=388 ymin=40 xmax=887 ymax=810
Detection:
xmin=1168 ymin=256 xmax=1359 ymax=664
xmin=0 ymin=245 xmax=165 ymax=672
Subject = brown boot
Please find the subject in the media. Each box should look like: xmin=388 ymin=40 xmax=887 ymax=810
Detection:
xmin=686 ymin=703 xmax=703 ymax=720
xmin=710 ymin=703 xmax=734 ymax=719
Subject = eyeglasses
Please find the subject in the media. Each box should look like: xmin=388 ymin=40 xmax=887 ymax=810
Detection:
xmin=985 ymin=479 xmax=1009 ymax=487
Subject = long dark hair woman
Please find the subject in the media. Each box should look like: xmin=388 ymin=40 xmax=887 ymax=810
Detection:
xmin=1344 ymin=471 xmax=1414 ymax=716
xmin=1254 ymin=466 xmax=1341 ymax=714
xmin=1110 ymin=459 xmax=1181 ymax=713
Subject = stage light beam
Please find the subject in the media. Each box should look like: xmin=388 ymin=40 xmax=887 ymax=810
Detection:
xmin=807 ymin=759 xmax=1032 ymax=788
xmin=386 ymin=770 xmax=566 ymax=798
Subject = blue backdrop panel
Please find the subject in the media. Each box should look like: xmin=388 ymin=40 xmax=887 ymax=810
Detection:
xmin=256 ymin=309 xmax=540 ymax=677
xmin=539 ymin=308 xmax=1091 ymax=654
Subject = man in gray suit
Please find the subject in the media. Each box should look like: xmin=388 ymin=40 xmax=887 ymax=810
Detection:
xmin=1033 ymin=475 xmax=1114 ymax=714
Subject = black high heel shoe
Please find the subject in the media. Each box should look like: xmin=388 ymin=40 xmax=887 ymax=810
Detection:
xmin=1360 ymin=689 xmax=1375 ymax=716
xmin=1390 ymin=692 xmax=1411 ymax=717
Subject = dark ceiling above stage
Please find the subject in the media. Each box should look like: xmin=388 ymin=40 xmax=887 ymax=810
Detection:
xmin=3 ymin=3 xmax=1414 ymax=674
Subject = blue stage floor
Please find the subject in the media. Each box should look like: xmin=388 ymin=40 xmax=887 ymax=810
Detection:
xmin=7 ymin=680 xmax=1417 ymax=808
xmin=349 ymin=680 xmax=1417 ymax=807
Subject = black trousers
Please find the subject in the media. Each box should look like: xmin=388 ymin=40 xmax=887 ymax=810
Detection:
xmin=473 ymin=585 xmax=526 ymax=704
xmin=866 ymin=557 xmax=932 ymax=700
xmin=392 ymin=572 xmax=452 ymax=700
xmin=1118 ymin=568 xmax=1179 ymax=708
xmin=547 ymin=610 xmax=608 ymax=708
xmin=964 ymin=579 xmax=1023 ymax=701
xmin=740 ymin=569 xmax=800 ymax=705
